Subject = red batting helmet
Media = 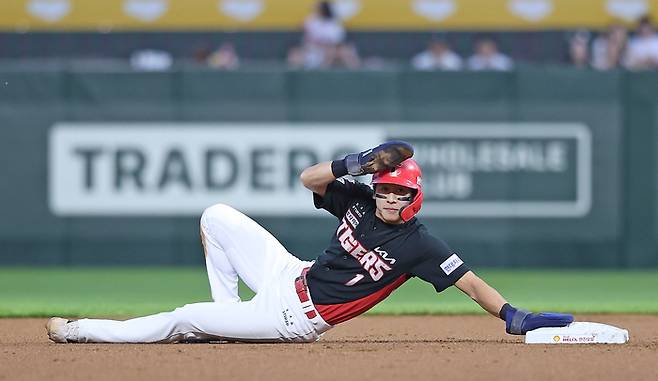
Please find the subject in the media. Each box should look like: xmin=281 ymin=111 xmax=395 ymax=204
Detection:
xmin=371 ymin=158 xmax=423 ymax=222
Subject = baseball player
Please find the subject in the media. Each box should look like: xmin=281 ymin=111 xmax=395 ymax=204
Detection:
xmin=46 ymin=141 xmax=573 ymax=343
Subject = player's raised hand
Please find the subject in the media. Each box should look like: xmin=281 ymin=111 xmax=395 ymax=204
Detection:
xmin=500 ymin=303 xmax=574 ymax=335
xmin=344 ymin=141 xmax=414 ymax=176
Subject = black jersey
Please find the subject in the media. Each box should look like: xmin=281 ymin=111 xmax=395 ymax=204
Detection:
xmin=306 ymin=179 xmax=470 ymax=325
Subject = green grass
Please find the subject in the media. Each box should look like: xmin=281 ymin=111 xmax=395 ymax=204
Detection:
xmin=0 ymin=268 xmax=657 ymax=317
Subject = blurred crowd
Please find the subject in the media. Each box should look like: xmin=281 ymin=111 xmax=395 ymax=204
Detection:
xmin=569 ymin=16 xmax=658 ymax=71
xmin=129 ymin=1 xmax=658 ymax=72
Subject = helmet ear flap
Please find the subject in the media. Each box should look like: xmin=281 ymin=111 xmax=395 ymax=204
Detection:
xmin=400 ymin=190 xmax=423 ymax=222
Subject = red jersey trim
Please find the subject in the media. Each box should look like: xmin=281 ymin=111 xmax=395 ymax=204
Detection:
xmin=314 ymin=274 xmax=411 ymax=325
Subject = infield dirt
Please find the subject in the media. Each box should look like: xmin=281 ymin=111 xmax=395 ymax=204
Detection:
xmin=1 ymin=315 xmax=656 ymax=381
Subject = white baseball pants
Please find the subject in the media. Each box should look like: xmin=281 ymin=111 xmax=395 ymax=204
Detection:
xmin=75 ymin=203 xmax=331 ymax=343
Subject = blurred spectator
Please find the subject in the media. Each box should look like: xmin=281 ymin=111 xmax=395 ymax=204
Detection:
xmin=591 ymin=24 xmax=628 ymax=70
xmin=625 ymin=16 xmax=658 ymax=70
xmin=287 ymin=46 xmax=309 ymax=69
xmin=192 ymin=45 xmax=212 ymax=65
xmin=329 ymin=42 xmax=361 ymax=69
xmin=207 ymin=43 xmax=240 ymax=70
xmin=287 ymin=1 xmax=360 ymax=69
xmin=287 ymin=44 xmax=326 ymax=69
xmin=304 ymin=1 xmax=345 ymax=47
xmin=129 ymin=49 xmax=173 ymax=71
xmin=411 ymin=40 xmax=463 ymax=71
xmin=466 ymin=37 xmax=513 ymax=71
xmin=569 ymin=30 xmax=591 ymax=68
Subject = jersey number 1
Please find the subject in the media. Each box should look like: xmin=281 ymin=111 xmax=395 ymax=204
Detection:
xmin=345 ymin=274 xmax=365 ymax=286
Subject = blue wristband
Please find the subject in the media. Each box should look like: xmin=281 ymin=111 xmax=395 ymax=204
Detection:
xmin=499 ymin=303 xmax=513 ymax=320
xmin=331 ymin=159 xmax=348 ymax=178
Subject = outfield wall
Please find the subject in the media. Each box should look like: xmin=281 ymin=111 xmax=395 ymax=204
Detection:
xmin=0 ymin=67 xmax=656 ymax=267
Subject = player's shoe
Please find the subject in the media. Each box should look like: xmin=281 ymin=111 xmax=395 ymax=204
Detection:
xmin=46 ymin=317 xmax=79 ymax=343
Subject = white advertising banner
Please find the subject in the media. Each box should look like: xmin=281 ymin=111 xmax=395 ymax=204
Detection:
xmin=49 ymin=123 xmax=384 ymax=216
xmin=49 ymin=122 xmax=591 ymax=218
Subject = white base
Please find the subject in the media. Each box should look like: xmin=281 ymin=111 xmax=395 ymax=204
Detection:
xmin=524 ymin=322 xmax=629 ymax=344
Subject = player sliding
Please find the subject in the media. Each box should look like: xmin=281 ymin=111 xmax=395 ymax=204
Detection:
xmin=46 ymin=141 xmax=573 ymax=343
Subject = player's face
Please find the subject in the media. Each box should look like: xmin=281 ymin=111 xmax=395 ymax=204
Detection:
xmin=374 ymin=183 xmax=413 ymax=224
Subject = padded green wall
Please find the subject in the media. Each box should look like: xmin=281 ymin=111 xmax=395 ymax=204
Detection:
xmin=0 ymin=67 xmax=654 ymax=267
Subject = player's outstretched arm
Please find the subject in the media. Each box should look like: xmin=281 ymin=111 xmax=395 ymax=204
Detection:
xmin=454 ymin=271 xmax=507 ymax=317
xmin=455 ymin=271 xmax=574 ymax=335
